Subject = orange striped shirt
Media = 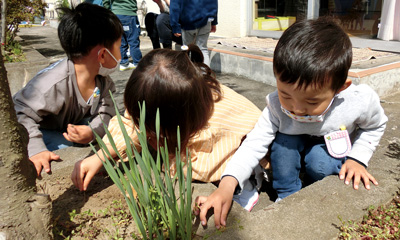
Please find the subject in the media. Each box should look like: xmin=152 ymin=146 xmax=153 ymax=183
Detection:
xmin=102 ymin=85 xmax=262 ymax=182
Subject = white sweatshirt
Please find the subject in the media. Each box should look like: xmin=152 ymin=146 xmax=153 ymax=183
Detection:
xmin=223 ymin=84 xmax=388 ymax=191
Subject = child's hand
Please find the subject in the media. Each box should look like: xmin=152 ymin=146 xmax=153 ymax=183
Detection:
xmin=71 ymin=155 xmax=103 ymax=191
xmin=339 ymin=159 xmax=378 ymax=190
xmin=30 ymin=151 xmax=60 ymax=177
xmin=63 ymin=124 xmax=94 ymax=144
xmin=194 ymin=176 xmax=238 ymax=229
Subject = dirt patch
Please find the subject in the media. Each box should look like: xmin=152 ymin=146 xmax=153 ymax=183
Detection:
xmin=37 ymin=166 xmax=137 ymax=239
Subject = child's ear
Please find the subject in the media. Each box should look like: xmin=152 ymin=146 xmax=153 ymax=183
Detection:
xmin=337 ymin=79 xmax=352 ymax=93
xmin=97 ymin=48 xmax=106 ymax=64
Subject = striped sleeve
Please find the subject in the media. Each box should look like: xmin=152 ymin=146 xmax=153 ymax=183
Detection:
xmin=169 ymin=85 xmax=262 ymax=182
xmin=101 ymin=111 xmax=141 ymax=160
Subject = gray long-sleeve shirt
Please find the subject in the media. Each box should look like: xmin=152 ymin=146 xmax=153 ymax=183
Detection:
xmin=13 ymin=58 xmax=116 ymax=157
xmin=223 ymin=84 xmax=388 ymax=191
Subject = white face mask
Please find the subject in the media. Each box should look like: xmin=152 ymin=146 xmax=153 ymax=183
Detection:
xmin=98 ymin=48 xmax=120 ymax=76
xmin=281 ymin=95 xmax=336 ymax=123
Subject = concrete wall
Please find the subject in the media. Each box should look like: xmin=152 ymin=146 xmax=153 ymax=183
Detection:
xmin=212 ymin=0 xmax=247 ymax=38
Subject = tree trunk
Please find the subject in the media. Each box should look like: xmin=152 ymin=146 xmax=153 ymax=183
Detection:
xmin=1 ymin=0 xmax=6 ymax=44
xmin=0 ymin=40 xmax=52 ymax=239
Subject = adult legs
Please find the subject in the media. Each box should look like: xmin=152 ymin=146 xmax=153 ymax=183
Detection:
xmin=156 ymin=13 xmax=182 ymax=49
xmin=182 ymin=22 xmax=212 ymax=66
xmin=145 ymin=12 xmax=161 ymax=49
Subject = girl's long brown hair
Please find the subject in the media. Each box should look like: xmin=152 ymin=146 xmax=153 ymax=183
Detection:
xmin=124 ymin=44 xmax=222 ymax=153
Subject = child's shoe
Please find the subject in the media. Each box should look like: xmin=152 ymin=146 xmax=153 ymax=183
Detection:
xmin=232 ymin=187 xmax=259 ymax=212
xmin=120 ymin=62 xmax=136 ymax=71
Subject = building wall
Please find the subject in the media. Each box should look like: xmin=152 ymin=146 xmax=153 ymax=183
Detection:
xmin=212 ymin=0 xmax=247 ymax=38
xmin=44 ymin=0 xmax=247 ymax=38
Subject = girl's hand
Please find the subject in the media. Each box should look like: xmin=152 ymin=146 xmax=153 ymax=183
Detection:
xmin=71 ymin=155 xmax=103 ymax=191
xmin=194 ymin=176 xmax=238 ymax=229
xmin=339 ymin=159 xmax=378 ymax=190
xmin=63 ymin=124 xmax=94 ymax=144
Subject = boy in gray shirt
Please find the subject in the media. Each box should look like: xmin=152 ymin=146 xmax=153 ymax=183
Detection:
xmin=13 ymin=3 xmax=123 ymax=177
xmin=194 ymin=17 xmax=388 ymax=229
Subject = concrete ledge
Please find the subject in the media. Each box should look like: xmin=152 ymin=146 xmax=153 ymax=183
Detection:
xmin=210 ymin=45 xmax=400 ymax=98
xmin=5 ymin=36 xmax=51 ymax=95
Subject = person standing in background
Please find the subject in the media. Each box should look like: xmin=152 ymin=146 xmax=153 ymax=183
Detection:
xmin=103 ymin=0 xmax=143 ymax=71
xmin=169 ymin=0 xmax=218 ymax=66
xmin=145 ymin=0 xmax=183 ymax=49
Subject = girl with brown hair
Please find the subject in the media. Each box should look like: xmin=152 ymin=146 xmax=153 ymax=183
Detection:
xmin=71 ymin=44 xmax=261 ymax=193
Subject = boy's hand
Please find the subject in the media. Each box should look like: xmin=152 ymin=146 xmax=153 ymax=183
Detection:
xmin=211 ymin=25 xmax=217 ymax=33
xmin=194 ymin=176 xmax=237 ymax=229
xmin=63 ymin=124 xmax=93 ymax=144
xmin=30 ymin=151 xmax=60 ymax=177
xmin=339 ymin=159 xmax=378 ymax=190
xmin=71 ymin=155 xmax=103 ymax=191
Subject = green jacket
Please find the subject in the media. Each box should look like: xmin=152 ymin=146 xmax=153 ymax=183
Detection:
xmin=103 ymin=0 xmax=137 ymax=16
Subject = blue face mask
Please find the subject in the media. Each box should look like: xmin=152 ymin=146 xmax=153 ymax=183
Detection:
xmin=98 ymin=48 xmax=120 ymax=76
xmin=280 ymin=95 xmax=337 ymax=123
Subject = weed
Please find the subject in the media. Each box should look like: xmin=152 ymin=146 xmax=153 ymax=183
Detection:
xmin=338 ymin=192 xmax=400 ymax=239
xmin=53 ymin=200 xmax=135 ymax=239
xmin=94 ymin=99 xmax=194 ymax=239
xmin=2 ymin=34 xmax=26 ymax=63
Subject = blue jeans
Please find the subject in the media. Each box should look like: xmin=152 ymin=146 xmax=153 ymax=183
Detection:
xmin=117 ymin=15 xmax=142 ymax=65
xmin=41 ymin=118 xmax=91 ymax=151
xmin=270 ymin=132 xmax=345 ymax=199
xmin=42 ymin=129 xmax=74 ymax=151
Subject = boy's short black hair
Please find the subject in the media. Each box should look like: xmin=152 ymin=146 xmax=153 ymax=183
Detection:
xmin=57 ymin=3 xmax=123 ymax=61
xmin=273 ymin=17 xmax=352 ymax=92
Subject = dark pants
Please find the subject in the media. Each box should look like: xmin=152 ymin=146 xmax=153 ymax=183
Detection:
xmin=145 ymin=12 xmax=182 ymax=49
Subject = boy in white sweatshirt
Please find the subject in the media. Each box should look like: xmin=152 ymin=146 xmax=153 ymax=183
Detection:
xmin=194 ymin=17 xmax=388 ymax=229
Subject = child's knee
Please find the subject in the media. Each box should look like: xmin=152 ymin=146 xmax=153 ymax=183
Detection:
xmin=304 ymin=156 xmax=342 ymax=182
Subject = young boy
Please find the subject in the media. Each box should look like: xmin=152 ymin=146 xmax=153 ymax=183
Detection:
xmin=194 ymin=17 xmax=388 ymax=229
xmin=13 ymin=3 xmax=123 ymax=177
xmin=103 ymin=0 xmax=142 ymax=70
xmin=169 ymin=0 xmax=217 ymax=66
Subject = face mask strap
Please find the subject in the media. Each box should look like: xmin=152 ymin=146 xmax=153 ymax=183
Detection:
xmin=319 ymin=94 xmax=337 ymax=116
xmin=98 ymin=48 xmax=120 ymax=64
